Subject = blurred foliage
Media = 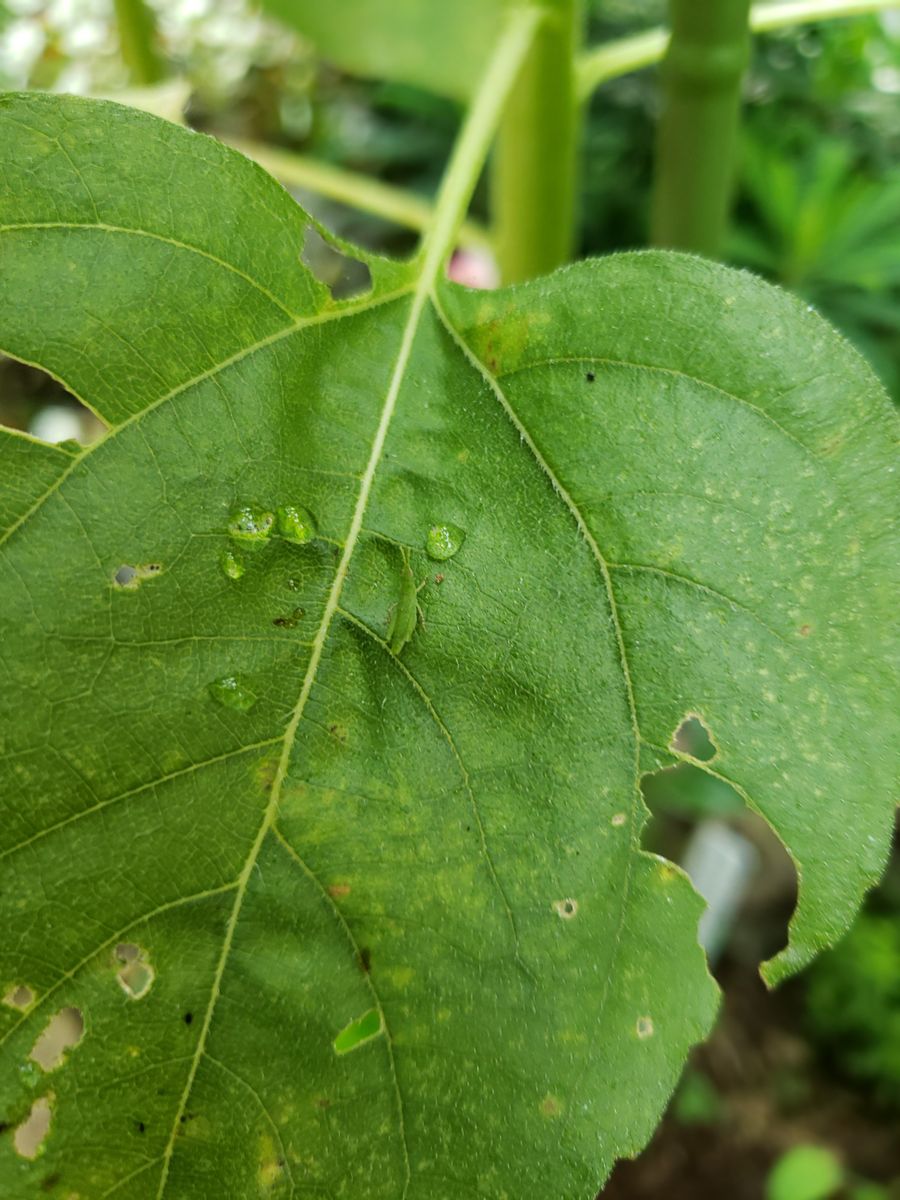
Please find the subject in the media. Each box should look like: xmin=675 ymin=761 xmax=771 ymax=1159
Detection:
xmin=805 ymin=911 xmax=900 ymax=1108
xmin=1 ymin=2 xmax=898 ymax=390
xmin=766 ymin=1144 xmax=844 ymax=1200
xmin=670 ymin=1068 xmax=723 ymax=1126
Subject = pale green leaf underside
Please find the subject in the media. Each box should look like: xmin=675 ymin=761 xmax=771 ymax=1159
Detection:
xmin=258 ymin=0 xmax=505 ymax=101
xmin=0 ymin=95 xmax=897 ymax=1200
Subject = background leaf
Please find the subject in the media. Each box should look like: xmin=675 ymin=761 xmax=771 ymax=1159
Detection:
xmin=257 ymin=0 xmax=505 ymax=102
xmin=0 ymin=94 xmax=896 ymax=1199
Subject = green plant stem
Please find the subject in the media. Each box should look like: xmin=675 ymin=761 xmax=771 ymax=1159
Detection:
xmin=420 ymin=4 xmax=542 ymax=281
xmin=221 ymin=137 xmax=491 ymax=250
xmin=650 ymin=0 xmax=752 ymax=257
xmin=492 ymin=1 xmax=583 ymax=284
xmin=577 ymin=0 xmax=900 ymax=99
xmin=113 ymin=0 xmax=165 ymax=85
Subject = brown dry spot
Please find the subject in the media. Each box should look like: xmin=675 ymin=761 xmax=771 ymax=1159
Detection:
xmin=540 ymin=1093 xmax=563 ymax=1118
xmin=799 ymin=624 xmax=811 ymax=637
xmin=327 ymin=883 xmax=351 ymax=898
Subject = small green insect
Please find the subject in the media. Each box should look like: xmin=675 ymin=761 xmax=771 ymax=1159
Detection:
xmin=387 ymin=547 xmax=427 ymax=655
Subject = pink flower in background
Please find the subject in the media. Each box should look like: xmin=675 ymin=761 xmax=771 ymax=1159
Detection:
xmin=447 ymin=248 xmax=499 ymax=289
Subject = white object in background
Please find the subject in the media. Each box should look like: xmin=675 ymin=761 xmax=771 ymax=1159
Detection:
xmin=681 ymin=820 xmax=759 ymax=962
xmin=29 ymin=405 xmax=84 ymax=445
xmin=447 ymin=248 xmax=500 ymax=290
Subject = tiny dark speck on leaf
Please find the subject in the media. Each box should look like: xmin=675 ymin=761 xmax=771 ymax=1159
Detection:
xmin=137 ymin=1121 xmax=146 ymax=1133
xmin=585 ymin=371 xmax=596 ymax=382
xmin=359 ymin=947 xmax=371 ymax=973
xmin=183 ymin=1012 xmax=193 ymax=1025
xmin=40 ymin=1173 xmax=61 ymax=1191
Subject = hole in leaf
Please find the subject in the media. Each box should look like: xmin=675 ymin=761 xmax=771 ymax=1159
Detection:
xmin=29 ymin=1007 xmax=84 ymax=1072
xmin=3 ymin=984 xmax=35 ymax=1010
xmin=552 ymin=898 xmax=578 ymax=919
xmin=113 ymin=563 xmax=163 ymax=589
xmin=671 ymin=714 xmax=717 ymax=761
xmin=301 ymin=226 xmax=372 ymax=300
xmin=115 ymin=944 xmax=154 ymax=999
xmin=333 ymin=1008 xmax=383 ymax=1055
xmin=641 ymin=757 xmax=797 ymax=969
xmin=14 ymin=1094 xmax=53 ymax=1159
xmin=0 ymin=357 xmax=105 ymax=447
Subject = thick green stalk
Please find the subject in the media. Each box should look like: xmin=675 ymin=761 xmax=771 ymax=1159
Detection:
xmin=492 ymin=1 xmax=583 ymax=283
xmin=578 ymin=0 xmax=899 ymax=100
xmin=650 ymin=0 xmax=752 ymax=257
xmin=113 ymin=0 xmax=165 ymax=86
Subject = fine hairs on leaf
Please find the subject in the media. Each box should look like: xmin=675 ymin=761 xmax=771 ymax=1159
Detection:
xmin=0 ymin=11 xmax=897 ymax=1200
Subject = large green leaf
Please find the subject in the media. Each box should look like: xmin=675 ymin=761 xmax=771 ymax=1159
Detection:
xmin=258 ymin=0 xmax=504 ymax=101
xmin=0 ymin=92 xmax=896 ymax=1200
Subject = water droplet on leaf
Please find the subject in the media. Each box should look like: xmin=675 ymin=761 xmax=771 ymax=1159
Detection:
xmin=426 ymin=523 xmax=465 ymax=561
xmin=208 ymin=675 xmax=257 ymax=712
xmin=228 ymin=506 xmax=274 ymax=544
xmin=220 ymin=548 xmax=245 ymax=580
xmin=277 ymin=504 xmax=317 ymax=545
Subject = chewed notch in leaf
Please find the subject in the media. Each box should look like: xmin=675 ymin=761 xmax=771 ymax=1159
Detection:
xmin=0 ymin=90 xmax=895 ymax=1200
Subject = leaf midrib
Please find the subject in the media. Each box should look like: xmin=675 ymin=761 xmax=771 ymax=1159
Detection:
xmin=154 ymin=277 xmax=428 ymax=1199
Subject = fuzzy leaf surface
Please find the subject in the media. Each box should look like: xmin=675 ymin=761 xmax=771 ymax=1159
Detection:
xmin=0 ymin=94 xmax=897 ymax=1199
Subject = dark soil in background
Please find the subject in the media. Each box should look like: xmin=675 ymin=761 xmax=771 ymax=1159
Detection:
xmin=602 ymin=959 xmax=900 ymax=1200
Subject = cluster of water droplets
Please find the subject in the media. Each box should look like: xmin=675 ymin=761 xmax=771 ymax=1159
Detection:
xmin=209 ymin=501 xmax=319 ymax=712
xmin=209 ymin=514 xmax=465 ymax=712
xmin=220 ymin=502 xmax=318 ymax=582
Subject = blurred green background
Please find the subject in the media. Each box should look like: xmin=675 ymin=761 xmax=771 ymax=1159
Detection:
xmin=1 ymin=3 xmax=898 ymax=1196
